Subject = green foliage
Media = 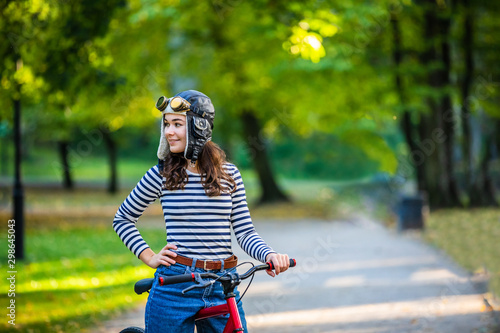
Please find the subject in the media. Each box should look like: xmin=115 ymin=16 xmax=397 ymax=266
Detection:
xmin=0 ymin=0 xmax=126 ymax=149
xmin=136 ymin=0 xmax=400 ymax=174
xmin=8 ymin=2 xmax=412 ymax=185
xmin=284 ymin=8 xmax=340 ymax=63
xmin=4 ymin=0 xmax=500 ymax=188
xmin=3 ymin=0 xmax=413 ymax=183
xmin=232 ymin=131 xmax=382 ymax=180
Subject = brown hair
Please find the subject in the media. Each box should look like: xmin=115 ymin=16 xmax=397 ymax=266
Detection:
xmin=160 ymin=141 xmax=236 ymax=196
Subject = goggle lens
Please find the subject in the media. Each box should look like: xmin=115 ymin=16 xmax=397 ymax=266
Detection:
xmin=170 ymin=96 xmax=190 ymax=111
xmin=156 ymin=96 xmax=168 ymax=111
xmin=170 ymin=97 xmax=183 ymax=110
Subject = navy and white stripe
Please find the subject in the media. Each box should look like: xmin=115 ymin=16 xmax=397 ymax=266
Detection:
xmin=113 ymin=164 xmax=275 ymax=263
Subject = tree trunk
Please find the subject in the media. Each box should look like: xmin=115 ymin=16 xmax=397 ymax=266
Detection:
xmin=13 ymin=97 xmax=25 ymax=260
xmin=241 ymin=111 xmax=289 ymax=204
xmin=0 ymin=116 xmax=7 ymax=177
xmin=103 ymin=130 xmax=118 ymax=194
xmin=470 ymin=115 xmax=498 ymax=206
xmin=458 ymin=0 xmax=497 ymax=207
xmin=419 ymin=3 xmax=448 ymax=208
xmin=495 ymin=118 xmax=500 ymax=160
xmin=438 ymin=9 xmax=462 ymax=206
xmin=0 ymin=133 xmax=7 ymax=204
xmin=494 ymin=119 xmax=500 ymax=204
xmin=483 ymin=133 xmax=498 ymax=206
xmin=470 ymin=133 xmax=497 ymax=207
xmin=58 ymin=140 xmax=74 ymax=190
xmin=391 ymin=10 xmax=425 ymax=191
xmin=419 ymin=110 xmax=445 ymax=208
xmin=460 ymin=0 xmax=474 ymax=199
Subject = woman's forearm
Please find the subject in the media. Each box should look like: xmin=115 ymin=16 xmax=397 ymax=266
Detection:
xmin=139 ymin=248 xmax=156 ymax=267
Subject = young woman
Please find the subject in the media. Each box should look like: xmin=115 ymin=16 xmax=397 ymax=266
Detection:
xmin=113 ymin=90 xmax=290 ymax=332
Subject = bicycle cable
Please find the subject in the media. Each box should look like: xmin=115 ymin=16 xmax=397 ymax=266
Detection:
xmin=205 ymin=261 xmax=256 ymax=305
xmin=233 ymin=261 xmax=255 ymax=305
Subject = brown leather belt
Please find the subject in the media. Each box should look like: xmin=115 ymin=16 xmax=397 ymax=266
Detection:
xmin=174 ymin=254 xmax=238 ymax=271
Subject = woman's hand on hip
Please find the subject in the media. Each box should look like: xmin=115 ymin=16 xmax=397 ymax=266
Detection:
xmin=140 ymin=244 xmax=178 ymax=269
xmin=265 ymin=253 xmax=290 ymax=277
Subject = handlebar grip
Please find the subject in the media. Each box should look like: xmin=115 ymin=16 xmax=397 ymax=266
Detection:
xmin=159 ymin=273 xmax=195 ymax=286
xmin=134 ymin=278 xmax=154 ymax=295
xmin=267 ymin=258 xmax=296 ymax=270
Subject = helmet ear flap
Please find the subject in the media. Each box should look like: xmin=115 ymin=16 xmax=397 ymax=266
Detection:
xmin=157 ymin=115 xmax=169 ymax=161
xmin=194 ymin=118 xmax=209 ymax=131
xmin=184 ymin=114 xmax=212 ymax=165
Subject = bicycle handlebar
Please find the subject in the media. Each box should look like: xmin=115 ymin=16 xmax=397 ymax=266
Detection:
xmin=158 ymin=258 xmax=296 ymax=287
xmin=266 ymin=258 xmax=296 ymax=273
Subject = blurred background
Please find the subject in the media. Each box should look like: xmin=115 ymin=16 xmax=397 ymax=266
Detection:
xmin=0 ymin=0 xmax=499 ymax=332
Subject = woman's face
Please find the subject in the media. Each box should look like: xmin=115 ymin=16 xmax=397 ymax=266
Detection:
xmin=164 ymin=113 xmax=187 ymax=154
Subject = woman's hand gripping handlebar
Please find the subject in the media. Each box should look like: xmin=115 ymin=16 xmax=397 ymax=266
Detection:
xmin=265 ymin=253 xmax=291 ymax=277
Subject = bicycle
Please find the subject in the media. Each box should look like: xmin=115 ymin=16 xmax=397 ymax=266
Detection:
xmin=120 ymin=258 xmax=296 ymax=333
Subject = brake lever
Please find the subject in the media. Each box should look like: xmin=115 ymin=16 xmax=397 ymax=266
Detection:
xmin=181 ymin=273 xmax=214 ymax=294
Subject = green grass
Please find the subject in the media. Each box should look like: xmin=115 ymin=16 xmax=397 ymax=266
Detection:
xmin=0 ymin=224 xmax=168 ymax=332
xmin=423 ymin=208 xmax=500 ymax=298
xmin=20 ymin=154 xmax=155 ymax=185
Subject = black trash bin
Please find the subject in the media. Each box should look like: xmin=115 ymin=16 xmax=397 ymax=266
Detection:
xmin=397 ymin=194 xmax=426 ymax=231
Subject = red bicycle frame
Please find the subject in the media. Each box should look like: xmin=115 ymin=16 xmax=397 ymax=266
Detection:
xmin=195 ymin=297 xmax=243 ymax=333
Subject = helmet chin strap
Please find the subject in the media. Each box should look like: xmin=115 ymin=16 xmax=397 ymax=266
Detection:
xmin=189 ymin=146 xmax=200 ymax=167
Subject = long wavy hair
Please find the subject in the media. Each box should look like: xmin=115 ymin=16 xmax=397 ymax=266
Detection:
xmin=160 ymin=141 xmax=236 ymax=196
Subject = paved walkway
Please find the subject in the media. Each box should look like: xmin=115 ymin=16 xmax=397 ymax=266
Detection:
xmin=93 ymin=217 xmax=497 ymax=332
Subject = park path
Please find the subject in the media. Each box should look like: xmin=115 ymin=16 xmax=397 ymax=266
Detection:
xmin=93 ymin=217 xmax=497 ymax=333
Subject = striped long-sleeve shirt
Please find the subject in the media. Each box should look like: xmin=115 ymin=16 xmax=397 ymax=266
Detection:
xmin=113 ymin=163 xmax=275 ymax=263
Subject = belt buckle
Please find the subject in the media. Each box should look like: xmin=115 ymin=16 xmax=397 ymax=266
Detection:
xmin=203 ymin=260 xmax=213 ymax=271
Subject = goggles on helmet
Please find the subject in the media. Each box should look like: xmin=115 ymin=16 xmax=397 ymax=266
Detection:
xmin=156 ymin=96 xmax=191 ymax=112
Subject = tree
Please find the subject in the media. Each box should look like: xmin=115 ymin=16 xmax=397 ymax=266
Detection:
xmin=1 ymin=1 xmax=125 ymax=192
xmin=146 ymin=0 xmax=399 ymax=203
xmin=1 ymin=0 xmax=54 ymax=260
xmin=387 ymin=0 xmax=499 ymax=208
xmin=38 ymin=0 xmax=124 ymax=191
xmin=459 ymin=0 xmax=499 ymax=206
